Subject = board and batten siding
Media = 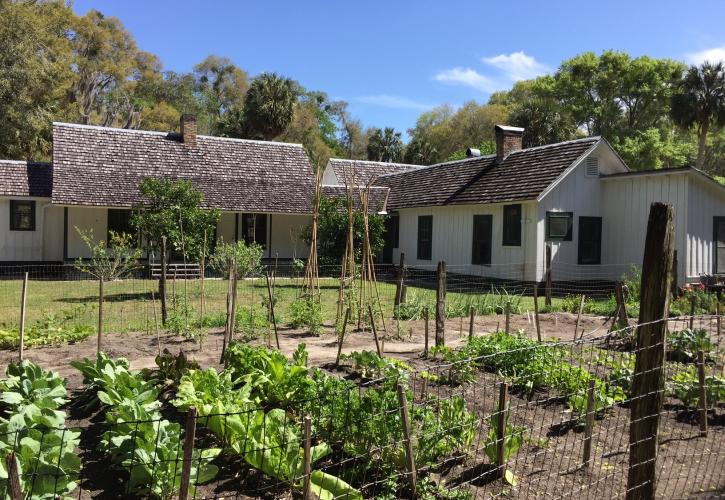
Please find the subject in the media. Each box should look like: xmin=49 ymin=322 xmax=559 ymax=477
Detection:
xmin=0 ymin=197 xmax=56 ymax=261
xmin=394 ymin=202 xmax=537 ymax=280
xmin=536 ymin=142 xmax=629 ymax=282
xmin=686 ymin=175 xmax=725 ymax=279
xmin=601 ymin=172 xmax=690 ymax=284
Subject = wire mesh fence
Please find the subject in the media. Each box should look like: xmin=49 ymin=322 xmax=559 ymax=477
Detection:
xmin=1 ymin=315 xmax=723 ymax=498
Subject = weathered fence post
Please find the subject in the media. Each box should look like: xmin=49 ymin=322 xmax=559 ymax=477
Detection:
xmin=545 ymin=244 xmax=552 ymax=306
xmin=583 ymin=378 xmax=596 ymax=467
xmin=4 ymin=452 xmax=22 ymax=500
xmin=302 ymin=416 xmax=312 ymax=500
xmin=423 ymin=307 xmax=429 ymax=357
xmin=397 ymin=383 xmax=417 ymax=496
xmin=533 ymin=284 xmax=542 ymax=342
xmin=18 ymin=272 xmax=28 ymax=362
xmin=496 ymin=382 xmax=509 ymax=481
xmin=265 ymin=272 xmax=280 ymax=349
xmin=697 ymin=350 xmax=708 ymax=437
xmin=179 ymin=407 xmax=198 ymax=500
xmin=626 ymin=202 xmax=674 ymax=500
xmin=336 ymin=308 xmax=350 ymax=366
xmin=615 ymin=282 xmax=629 ymax=327
xmin=435 ymin=261 xmax=446 ymax=346
xmin=689 ymin=295 xmax=696 ymax=331
xmin=469 ymin=306 xmax=475 ymax=339
xmin=369 ymin=305 xmax=382 ymax=356
xmin=670 ymin=250 xmax=678 ymax=297
xmin=504 ymin=302 xmax=510 ymax=334
xmin=575 ymin=294 xmax=586 ymax=340
xmin=395 ymin=252 xmax=406 ymax=308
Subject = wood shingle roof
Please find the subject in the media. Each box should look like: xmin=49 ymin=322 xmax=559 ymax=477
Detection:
xmin=0 ymin=160 xmax=53 ymax=198
xmin=327 ymin=158 xmax=420 ymax=185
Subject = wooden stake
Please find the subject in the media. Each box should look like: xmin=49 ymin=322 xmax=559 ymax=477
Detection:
xmin=689 ymin=295 xmax=696 ymax=331
xmin=545 ymin=244 xmax=552 ymax=306
xmin=504 ymin=302 xmax=510 ymax=334
xmin=397 ymin=383 xmax=417 ymax=496
xmin=18 ymin=272 xmax=28 ymax=362
xmin=575 ymin=294 xmax=586 ymax=340
xmin=717 ymin=301 xmax=721 ymax=338
xmin=423 ymin=307 xmax=429 ymax=357
xmin=265 ymin=272 xmax=280 ymax=349
xmin=697 ymin=350 xmax=708 ymax=437
xmin=583 ymin=378 xmax=596 ymax=467
xmin=336 ymin=308 xmax=350 ymax=366
xmin=395 ymin=252 xmax=406 ymax=308
xmin=469 ymin=306 xmax=475 ymax=339
xmin=435 ymin=261 xmax=446 ymax=347
xmin=496 ymin=382 xmax=509 ymax=480
xmin=369 ymin=305 xmax=382 ymax=357
xmin=302 ymin=416 xmax=312 ymax=500
xmin=533 ymin=284 xmax=541 ymax=342
xmin=220 ymin=260 xmax=235 ymax=364
xmin=615 ymin=282 xmax=630 ymax=327
xmin=97 ymin=277 xmax=104 ymax=354
xmin=627 ymin=203 xmax=675 ymax=500
xmin=179 ymin=407 xmax=197 ymax=500
xmin=4 ymin=452 xmax=21 ymax=500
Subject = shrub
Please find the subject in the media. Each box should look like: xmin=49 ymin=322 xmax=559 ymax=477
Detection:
xmin=289 ymin=297 xmax=322 ymax=334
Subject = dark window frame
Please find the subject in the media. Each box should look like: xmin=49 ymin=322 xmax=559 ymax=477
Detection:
xmin=107 ymin=209 xmax=135 ymax=244
xmin=577 ymin=216 xmax=602 ymax=265
xmin=242 ymin=213 xmax=268 ymax=248
xmin=417 ymin=215 xmax=433 ymax=261
xmin=9 ymin=200 xmax=36 ymax=231
xmin=714 ymin=216 xmax=725 ymax=274
xmin=502 ymin=204 xmax=522 ymax=246
xmin=546 ymin=211 xmax=573 ymax=241
xmin=472 ymin=214 xmax=493 ymax=266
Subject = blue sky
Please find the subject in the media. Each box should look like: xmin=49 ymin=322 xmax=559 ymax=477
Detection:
xmin=74 ymin=0 xmax=725 ymax=136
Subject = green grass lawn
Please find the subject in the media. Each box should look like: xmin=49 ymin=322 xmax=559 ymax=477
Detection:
xmin=0 ymin=275 xmax=586 ymax=340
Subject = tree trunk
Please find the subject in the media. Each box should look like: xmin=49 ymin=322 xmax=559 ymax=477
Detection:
xmin=696 ymin=120 xmax=709 ymax=169
xmin=97 ymin=278 xmax=105 ymax=354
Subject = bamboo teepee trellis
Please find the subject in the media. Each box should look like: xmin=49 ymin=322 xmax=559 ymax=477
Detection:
xmin=336 ymin=166 xmax=357 ymax=323
xmin=302 ymin=157 xmax=323 ymax=299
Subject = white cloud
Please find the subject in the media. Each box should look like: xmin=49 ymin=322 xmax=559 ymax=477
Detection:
xmin=687 ymin=46 xmax=725 ymax=65
xmin=434 ymin=67 xmax=499 ymax=93
xmin=481 ymin=51 xmax=550 ymax=81
xmin=355 ymin=94 xmax=433 ymax=110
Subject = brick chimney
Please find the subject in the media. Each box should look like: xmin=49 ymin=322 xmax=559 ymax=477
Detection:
xmin=180 ymin=114 xmax=197 ymax=147
xmin=495 ymin=125 xmax=524 ymax=162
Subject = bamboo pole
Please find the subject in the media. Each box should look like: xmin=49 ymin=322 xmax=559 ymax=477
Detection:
xmin=424 ymin=307 xmax=429 ymax=357
xmin=396 ymin=383 xmax=417 ymax=496
xmin=496 ymin=382 xmax=509 ymax=481
xmin=575 ymin=294 xmax=586 ymax=340
xmin=436 ymin=261 xmax=446 ymax=346
xmin=302 ymin=416 xmax=312 ymax=500
xmin=583 ymin=378 xmax=596 ymax=467
xmin=469 ymin=306 xmax=475 ymax=339
xmin=533 ymin=284 xmax=541 ymax=342
xmin=97 ymin=277 xmax=104 ymax=354
xmin=369 ymin=305 xmax=382 ymax=357
xmin=336 ymin=308 xmax=351 ymax=366
xmin=179 ymin=407 xmax=198 ymax=500
xmin=265 ymin=272 xmax=280 ymax=349
xmin=697 ymin=350 xmax=708 ymax=437
xmin=18 ymin=272 xmax=28 ymax=361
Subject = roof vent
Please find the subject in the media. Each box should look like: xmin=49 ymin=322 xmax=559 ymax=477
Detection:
xmin=585 ymin=156 xmax=599 ymax=177
xmin=180 ymin=114 xmax=197 ymax=147
xmin=494 ymin=124 xmax=524 ymax=162
xmin=466 ymin=148 xmax=481 ymax=158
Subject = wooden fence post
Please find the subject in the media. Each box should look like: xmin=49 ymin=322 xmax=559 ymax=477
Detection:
xmin=179 ymin=407 xmax=197 ymax=500
xmin=4 ymin=452 xmax=21 ymax=500
xmin=97 ymin=277 xmax=104 ymax=354
xmin=336 ymin=308 xmax=350 ymax=365
xmin=689 ymin=296 xmax=696 ymax=331
xmin=504 ymin=302 xmax=510 ymax=334
xmin=265 ymin=272 xmax=280 ymax=349
xmin=18 ymin=272 xmax=28 ymax=362
xmin=302 ymin=416 xmax=312 ymax=500
xmin=697 ymin=350 xmax=708 ymax=437
xmin=545 ymin=244 xmax=552 ymax=306
xmin=626 ymin=202 xmax=675 ymax=500
xmin=395 ymin=252 xmax=406 ymax=308
xmin=436 ymin=261 xmax=446 ymax=347
xmin=423 ymin=307 xmax=429 ymax=357
xmin=496 ymin=382 xmax=509 ymax=481
xmin=670 ymin=250 xmax=678 ymax=297
xmin=583 ymin=378 xmax=596 ymax=467
xmin=575 ymin=294 xmax=586 ymax=340
xmin=369 ymin=305 xmax=382 ymax=357
xmin=397 ymin=383 xmax=417 ymax=496
xmin=469 ymin=306 xmax=475 ymax=339
xmin=615 ymin=282 xmax=629 ymax=327
xmin=533 ymin=284 xmax=542 ymax=342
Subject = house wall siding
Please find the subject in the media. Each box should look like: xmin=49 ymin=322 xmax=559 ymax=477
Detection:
xmin=686 ymin=176 xmax=725 ymax=279
xmin=0 ymin=197 xmax=53 ymax=261
xmin=269 ymin=213 xmax=310 ymax=259
xmin=394 ymin=202 xmax=537 ymax=280
xmin=66 ymin=206 xmax=107 ymax=259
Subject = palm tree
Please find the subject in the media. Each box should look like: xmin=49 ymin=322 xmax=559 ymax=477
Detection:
xmin=367 ymin=127 xmax=404 ymax=162
xmin=670 ymin=62 xmax=725 ymax=168
xmin=241 ymin=72 xmax=297 ymax=140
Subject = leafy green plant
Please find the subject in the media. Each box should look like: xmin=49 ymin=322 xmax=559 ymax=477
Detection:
xmin=668 ymin=366 xmax=725 ymax=408
xmin=667 ymin=329 xmax=715 ymax=362
xmin=416 ymin=396 xmax=477 ymax=465
xmin=340 ymin=350 xmax=411 ymax=380
xmin=483 ymin=401 xmax=525 ymax=486
xmin=429 ymin=346 xmax=475 ymax=385
xmin=289 ymin=297 xmax=323 ymax=334
xmin=140 ymin=348 xmax=200 ymax=389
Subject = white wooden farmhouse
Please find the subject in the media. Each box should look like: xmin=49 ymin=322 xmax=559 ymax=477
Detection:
xmin=323 ymin=125 xmax=725 ymax=285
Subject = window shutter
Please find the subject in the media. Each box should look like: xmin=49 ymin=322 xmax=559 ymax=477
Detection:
xmin=585 ymin=156 xmax=599 ymax=177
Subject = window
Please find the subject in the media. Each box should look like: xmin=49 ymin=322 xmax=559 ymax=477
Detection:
xmin=417 ymin=215 xmax=432 ymax=260
xmin=10 ymin=200 xmax=35 ymax=231
xmin=107 ymin=209 xmax=134 ymax=241
xmin=242 ymin=213 xmax=267 ymax=247
xmin=584 ymin=156 xmax=599 ymax=177
xmin=715 ymin=217 xmax=725 ymax=274
xmin=578 ymin=217 xmax=602 ymax=264
xmin=502 ymin=204 xmax=521 ymax=246
xmin=471 ymin=214 xmax=492 ymax=266
xmin=546 ymin=212 xmax=573 ymax=241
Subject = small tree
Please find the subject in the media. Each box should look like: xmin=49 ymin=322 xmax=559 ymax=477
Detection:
xmin=131 ymin=178 xmax=219 ymax=324
xmin=74 ymin=229 xmax=142 ymax=353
